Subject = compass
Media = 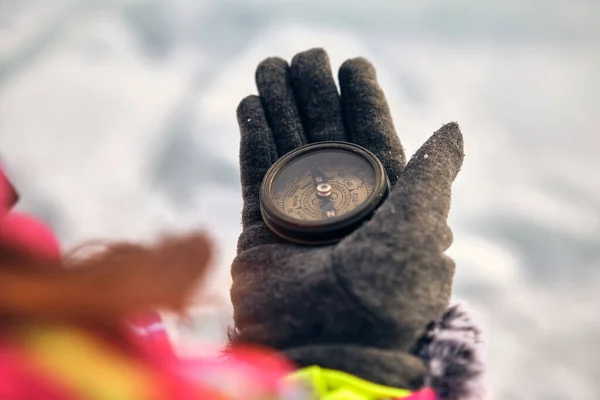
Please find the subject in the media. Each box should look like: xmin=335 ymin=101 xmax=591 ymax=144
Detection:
xmin=259 ymin=141 xmax=390 ymax=245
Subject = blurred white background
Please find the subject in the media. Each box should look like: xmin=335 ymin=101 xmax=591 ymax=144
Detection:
xmin=1 ymin=1 xmax=599 ymax=398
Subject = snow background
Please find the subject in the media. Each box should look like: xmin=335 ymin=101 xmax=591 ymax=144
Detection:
xmin=1 ymin=1 xmax=599 ymax=398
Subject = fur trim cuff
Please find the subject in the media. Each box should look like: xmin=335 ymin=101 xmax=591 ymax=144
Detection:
xmin=415 ymin=302 xmax=489 ymax=400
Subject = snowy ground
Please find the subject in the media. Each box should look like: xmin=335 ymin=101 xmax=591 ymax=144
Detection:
xmin=1 ymin=1 xmax=599 ymax=398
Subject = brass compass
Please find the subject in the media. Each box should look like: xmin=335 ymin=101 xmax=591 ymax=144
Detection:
xmin=259 ymin=142 xmax=390 ymax=245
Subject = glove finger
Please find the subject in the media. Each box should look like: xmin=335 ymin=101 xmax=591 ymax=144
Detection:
xmin=237 ymin=95 xmax=278 ymax=229
xmin=290 ymin=48 xmax=347 ymax=142
xmin=339 ymin=57 xmax=406 ymax=185
xmin=349 ymin=122 xmax=464 ymax=247
xmin=256 ymin=57 xmax=307 ymax=156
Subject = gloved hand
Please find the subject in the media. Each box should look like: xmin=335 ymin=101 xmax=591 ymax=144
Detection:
xmin=230 ymin=48 xmax=464 ymax=390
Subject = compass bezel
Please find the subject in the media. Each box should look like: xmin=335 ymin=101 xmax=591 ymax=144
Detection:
xmin=259 ymin=141 xmax=390 ymax=245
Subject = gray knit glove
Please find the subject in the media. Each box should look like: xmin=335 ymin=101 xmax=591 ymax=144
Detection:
xmin=229 ymin=48 xmax=464 ymax=390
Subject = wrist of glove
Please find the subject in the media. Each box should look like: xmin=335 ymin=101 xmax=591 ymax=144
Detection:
xmin=229 ymin=48 xmax=484 ymax=396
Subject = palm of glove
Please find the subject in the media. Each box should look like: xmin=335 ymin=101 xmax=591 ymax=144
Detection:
xmin=230 ymin=49 xmax=464 ymax=389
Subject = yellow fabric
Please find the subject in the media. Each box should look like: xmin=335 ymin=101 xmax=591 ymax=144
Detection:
xmin=17 ymin=325 xmax=160 ymax=400
xmin=287 ymin=365 xmax=413 ymax=399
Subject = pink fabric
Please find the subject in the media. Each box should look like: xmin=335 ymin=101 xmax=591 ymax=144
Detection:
xmin=402 ymin=387 xmax=437 ymax=400
xmin=164 ymin=346 xmax=297 ymax=397
xmin=0 ymin=166 xmax=61 ymax=260
xmin=0 ymin=330 xmax=297 ymax=399
xmin=0 ymin=212 xmax=61 ymax=260
xmin=0 ymin=339 xmax=75 ymax=399
xmin=128 ymin=312 xmax=175 ymax=357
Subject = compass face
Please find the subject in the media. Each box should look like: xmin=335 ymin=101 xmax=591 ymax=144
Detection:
xmin=260 ymin=142 xmax=389 ymax=245
xmin=270 ymin=150 xmax=376 ymax=222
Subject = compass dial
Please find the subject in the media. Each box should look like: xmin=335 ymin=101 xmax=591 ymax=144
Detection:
xmin=270 ymin=150 xmax=376 ymax=222
xmin=260 ymin=142 xmax=390 ymax=245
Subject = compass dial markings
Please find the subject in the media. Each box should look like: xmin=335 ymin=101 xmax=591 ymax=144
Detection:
xmin=272 ymin=162 xmax=375 ymax=222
